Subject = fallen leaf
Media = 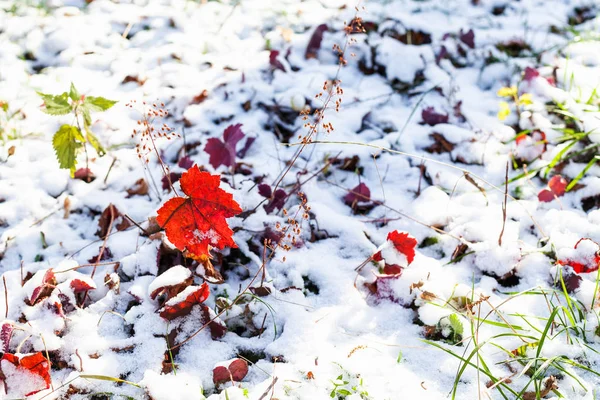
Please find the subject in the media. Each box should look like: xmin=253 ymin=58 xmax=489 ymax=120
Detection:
xmin=305 ymin=24 xmax=328 ymax=59
xmin=422 ymin=107 xmax=449 ymax=126
xmin=159 ymin=283 xmax=210 ymax=320
xmin=201 ymin=304 xmax=227 ymax=340
xmin=0 ymin=323 xmax=13 ymax=353
xmin=190 ymin=90 xmax=208 ymax=105
xmin=126 ymin=178 xmax=149 ymax=197
xmin=1 ymin=352 xmax=51 ymax=396
xmin=343 ymin=183 xmax=371 ymax=206
xmin=269 ymin=50 xmax=286 ymax=72
xmin=28 ymin=269 xmax=56 ymax=306
xmin=204 ymin=124 xmax=245 ymax=169
xmin=458 ymin=29 xmax=475 ymax=48
xmin=156 ymin=166 xmax=242 ymax=260
xmin=213 ymin=358 xmax=248 ymax=384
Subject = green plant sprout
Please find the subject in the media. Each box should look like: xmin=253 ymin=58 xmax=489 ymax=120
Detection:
xmin=37 ymin=83 xmax=116 ymax=177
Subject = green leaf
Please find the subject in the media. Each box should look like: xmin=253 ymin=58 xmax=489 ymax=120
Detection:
xmin=84 ymin=96 xmax=117 ymax=112
xmin=37 ymin=92 xmax=71 ymax=115
xmin=69 ymin=83 xmax=80 ymax=102
xmin=84 ymin=125 xmax=106 ymax=156
xmin=0 ymin=101 xmax=8 ymax=113
xmin=81 ymin=106 xmax=92 ymax=127
xmin=448 ymin=313 xmax=463 ymax=338
xmin=53 ymin=124 xmax=85 ymax=173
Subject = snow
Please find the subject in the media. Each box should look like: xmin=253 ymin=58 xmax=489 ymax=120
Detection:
xmin=0 ymin=0 xmax=599 ymax=399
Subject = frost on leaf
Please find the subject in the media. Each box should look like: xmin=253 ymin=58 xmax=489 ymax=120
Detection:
xmin=1 ymin=352 xmax=51 ymax=396
xmin=158 ymin=283 xmax=210 ymax=320
xmin=149 ymin=265 xmax=193 ymax=306
xmin=213 ymin=358 xmax=248 ymax=385
xmin=156 ymin=166 xmax=242 ymax=260
xmin=204 ymin=124 xmax=245 ymax=169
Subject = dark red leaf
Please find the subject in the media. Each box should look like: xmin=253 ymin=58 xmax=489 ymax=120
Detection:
xmin=213 ymin=358 xmax=248 ymax=384
xmin=269 ymin=50 xmax=286 ymax=72
xmin=459 ymin=29 xmax=475 ymax=49
xmin=237 ymin=137 xmax=255 ymax=159
xmin=344 ymin=183 xmax=371 ymax=206
xmin=0 ymin=323 xmax=13 ymax=353
xmin=201 ymin=304 xmax=227 ymax=340
xmin=73 ymin=168 xmax=95 ymax=182
xmin=421 ymin=107 xmax=449 ymax=126
xmin=28 ymin=269 xmax=56 ymax=306
xmin=178 ymin=156 xmax=194 ymax=170
xmin=258 ymin=184 xmax=272 ymax=198
xmin=305 ymin=24 xmax=328 ymax=59
xmin=159 ymin=283 xmax=210 ymax=321
xmin=264 ymin=189 xmax=287 ymax=214
xmin=97 ymin=204 xmax=130 ymax=239
xmin=88 ymin=247 xmax=113 ymax=263
xmin=162 ymin=172 xmax=182 ymax=191
xmin=383 ymin=264 xmax=403 ymax=275
xmin=204 ymin=124 xmax=245 ymax=169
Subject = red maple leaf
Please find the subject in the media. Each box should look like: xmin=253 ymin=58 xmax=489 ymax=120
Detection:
xmin=1 ymin=352 xmax=51 ymax=396
xmin=557 ymin=238 xmax=600 ymax=274
xmin=204 ymin=124 xmax=245 ymax=169
xmin=156 ymin=165 xmax=242 ymax=260
xmin=159 ymin=283 xmax=210 ymax=321
xmin=386 ymin=230 xmax=418 ymax=264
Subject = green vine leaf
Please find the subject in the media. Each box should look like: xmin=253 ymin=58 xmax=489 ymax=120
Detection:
xmin=53 ymin=124 xmax=85 ymax=174
xmin=68 ymin=83 xmax=80 ymax=102
xmin=37 ymin=92 xmax=71 ymax=115
xmin=84 ymin=96 xmax=117 ymax=112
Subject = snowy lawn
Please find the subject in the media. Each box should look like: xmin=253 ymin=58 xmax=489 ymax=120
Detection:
xmin=1 ymin=0 xmax=600 ymax=399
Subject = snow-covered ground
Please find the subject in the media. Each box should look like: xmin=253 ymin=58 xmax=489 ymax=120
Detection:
xmin=1 ymin=0 xmax=600 ymax=399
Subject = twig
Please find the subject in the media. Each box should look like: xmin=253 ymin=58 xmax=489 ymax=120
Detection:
xmin=103 ymin=157 xmax=117 ymax=184
xmin=3 ymin=276 xmax=7 ymax=318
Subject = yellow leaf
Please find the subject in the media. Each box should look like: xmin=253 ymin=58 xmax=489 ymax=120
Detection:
xmin=497 ymin=86 xmax=517 ymax=98
xmin=518 ymin=93 xmax=533 ymax=105
xmin=498 ymin=101 xmax=511 ymax=121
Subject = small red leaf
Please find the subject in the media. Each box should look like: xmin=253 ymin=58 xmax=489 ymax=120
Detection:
xmin=0 ymin=323 xmax=14 ymax=353
xmin=1 ymin=352 xmax=51 ymax=396
xmin=28 ymin=269 xmax=57 ymax=306
xmin=264 ymin=189 xmax=287 ymax=214
xmin=557 ymin=238 xmax=600 ymax=274
xmin=178 ymin=156 xmax=194 ymax=170
xmin=548 ymin=175 xmax=567 ymax=197
xmin=305 ymin=24 xmax=328 ymax=60
xmin=159 ymin=283 xmax=210 ymax=321
xmin=269 ymin=50 xmax=286 ymax=72
xmin=156 ymin=166 xmax=242 ymax=260
xmin=458 ymin=29 xmax=475 ymax=49
xmin=344 ymin=183 xmax=371 ymax=206
xmin=201 ymin=304 xmax=227 ymax=340
xmin=204 ymin=124 xmax=245 ymax=169
xmin=537 ymin=189 xmax=555 ymax=202
xmin=70 ymin=279 xmax=96 ymax=293
xmin=213 ymin=358 xmax=248 ymax=384
xmin=258 ymin=184 xmax=272 ymax=199
xmin=422 ymin=107 xmax=449 ymax=126
xmin=386 ymin=231 xmax=418 ymax=265
xmin=523 ymin=67 xmax=540 ymax=82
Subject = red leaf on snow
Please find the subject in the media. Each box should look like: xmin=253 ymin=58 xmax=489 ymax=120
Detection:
xmin=28 ymin=269 xmax=57 ymax=306
xmin=0 ymin=323 xmax=13 ymax=353
xmin=523 ymin=67 xmax=540 ymax=82
xmin=159 ymin=283 xmax=210 ymax=321
xmin=201 ymin=304 xmax=227 ymax=340
xmin=1 ymin=352 xmax=51 ymax=396
xmin=305 ymin=24 xmax=328 ymax=59
xmin=548 ymin=175 xmax=567 ymax=197
xmin=538 ymin=175 xmax=568 ymax=202
xmin=156 ymin=166 xmax=242 ymax=260
xmin=459 ymin=29 xmax=475 ymax=49
xmin=162 ymin=172 xmax=182 ymax=192
xmin=269 ymin=50 xmax=286 ymax=72
xmin=264 ymin=188 xmax=287 ymax=214
xmin=421 ymin=107 xmax=449 ymax=126
xmin=343 ymin=183 xmax=371 ymax=206
xmin=557 ymin=238 xmax=600 ymax=274
xmin=213 ymin=358 xmax=248 ymax=384
xmin=178 ymin=156 xmax=194 ymax=170
xmin=204 ymin=124 xmax=245 ymax=169
xmin=70 ymin=279 xmax=96 ymax=293
xmin=387 ymin=230 xmax=418 ymax=265
xmin=258 ymin=183 xmax=272 ymax=198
